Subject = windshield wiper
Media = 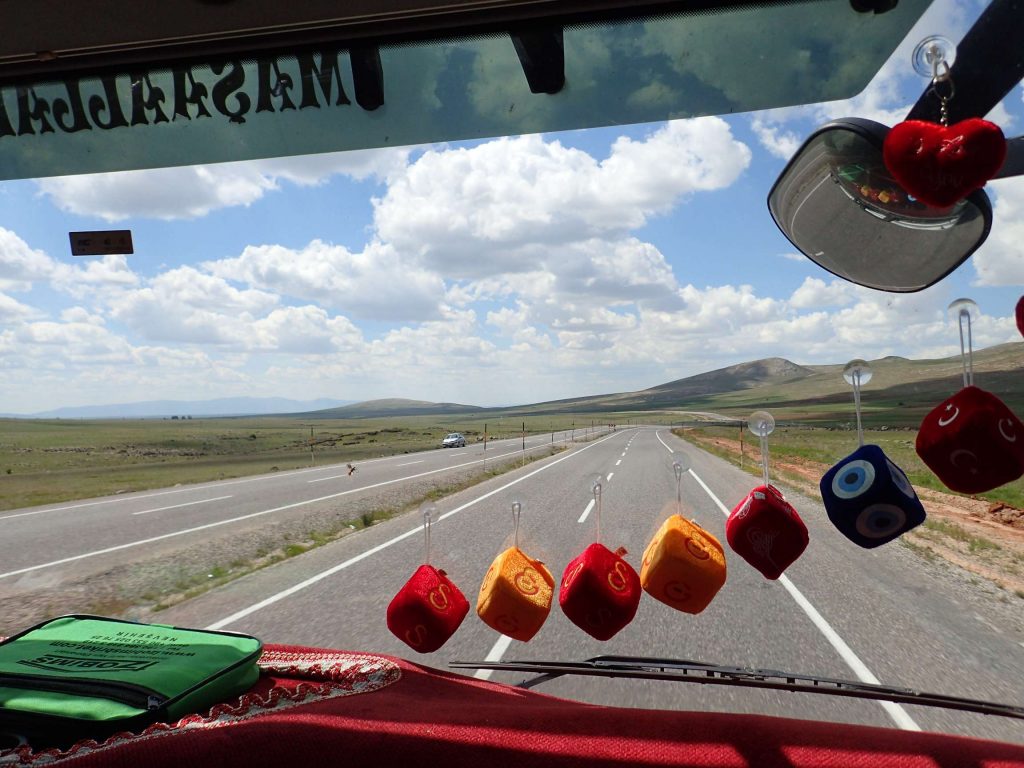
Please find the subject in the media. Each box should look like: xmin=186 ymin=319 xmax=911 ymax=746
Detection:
xmin=449 ymin=656 xmax=1024 ymax=721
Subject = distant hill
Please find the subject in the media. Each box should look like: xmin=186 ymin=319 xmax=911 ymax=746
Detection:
xmin=297 ymin=398 xmax=485 ymax=419
xmin=4 ymin=397 xmax=354 ymax=419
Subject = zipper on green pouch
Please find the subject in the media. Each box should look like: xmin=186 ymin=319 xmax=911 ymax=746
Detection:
xmin=0 ymin=673 xmax=167 ymax=711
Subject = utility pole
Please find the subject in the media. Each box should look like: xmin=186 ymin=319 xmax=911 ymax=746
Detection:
xmin=301 ymin=423 xmax=319 ymax=466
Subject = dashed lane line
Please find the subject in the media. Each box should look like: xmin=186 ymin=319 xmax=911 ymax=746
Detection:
xmin=204 ymin=430 xmax=624 ymax=631
xmin=132 ymin=495 xmax=233 ymax=516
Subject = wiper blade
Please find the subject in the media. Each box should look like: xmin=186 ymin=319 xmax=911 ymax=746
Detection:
xmin=449 ymin=655 xmax=1024 ymax=722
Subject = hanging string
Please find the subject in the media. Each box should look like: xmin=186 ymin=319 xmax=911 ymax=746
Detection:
xmin=511 ymin=500 xmax=522 ymax=550
xmin=958 ymin=308 xmax=974 ymax=387
xmin=593 ymin=481 xmax=603 ymax=543
xmin=852 ymin=369 xmax=865 ymax=448
xmin=673 ymin=461 xmax=683 ymax=515
xmin=759 ymin=429 xmax=770 ymax=487
xmin=422 ymin=506 xmax=432 ymax=565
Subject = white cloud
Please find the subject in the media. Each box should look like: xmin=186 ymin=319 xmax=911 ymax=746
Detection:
xmin=971 ymin=176 xmax=1024 ymax=286
xmin=374 ymin=119 xmax=750 ymax=277
xmin=36 ymin=148 xmax=411 ymax=221
xmin=751 ymin=117 xmax=802 ymax=161
xmin=0 ymin=292 xmax=37 ymax=322
xmin=0 ymin=227 xmax=56 ymax=290
xmin=203 ymin=239 xmax=444 ymax=321
xmin=790 ymin=277 xmax=855 ymax=309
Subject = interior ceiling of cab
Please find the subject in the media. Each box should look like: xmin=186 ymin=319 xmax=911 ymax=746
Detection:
xmin=0 ymin=0 xmax=934 ymax=180
xmin=0 ymin=0 xmax=833 ymax=80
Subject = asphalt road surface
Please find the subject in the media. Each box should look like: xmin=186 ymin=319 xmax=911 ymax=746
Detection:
xmin=141 ymin=427 xmax=1024 ymax=745
xmin=0 ymin=429 xmax=591 ymax=587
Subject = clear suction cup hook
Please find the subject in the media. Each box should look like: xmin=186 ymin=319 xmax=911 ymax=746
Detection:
xmin=843 ymin=360 xmax=873 ymax=447
xmin=420 ymin=502 xmax=436 ymax=565
xmin=948 ymin=298 xmax=978 ymax=388
xmin=748 ymin=411 xmax=775 ymax=487
xmin=912 ymin=35 xmax=955 ymax=79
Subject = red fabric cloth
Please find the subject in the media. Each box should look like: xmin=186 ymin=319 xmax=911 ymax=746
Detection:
xmin=5 ymin=645 xmax=1023 ymax=767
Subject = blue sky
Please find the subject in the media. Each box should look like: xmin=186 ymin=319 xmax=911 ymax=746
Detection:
xmin=1 ymin=0 xmax=1022 ymax=414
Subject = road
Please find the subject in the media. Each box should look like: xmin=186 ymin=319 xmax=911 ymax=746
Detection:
xmin=143 ymin=427 xmax=1024 ymax=745
xmin=0 ymin=430 xmax=590 ymax=585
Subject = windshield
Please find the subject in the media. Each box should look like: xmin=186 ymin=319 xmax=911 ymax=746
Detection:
xmin=1 ymin=0 xmax=1023 ymax=751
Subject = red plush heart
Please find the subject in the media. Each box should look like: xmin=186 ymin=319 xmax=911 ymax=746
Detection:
xmin=883 ymin=118 xmax=1006 ymax=208
xmin=1016 ymin=296 xmax=1024 ymax=339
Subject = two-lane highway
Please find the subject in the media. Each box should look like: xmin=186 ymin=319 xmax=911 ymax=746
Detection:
xmin=0 ymin=429 xmax=597 ymax=594
xmin=155 ymin=427 xmax=1024 ymax=745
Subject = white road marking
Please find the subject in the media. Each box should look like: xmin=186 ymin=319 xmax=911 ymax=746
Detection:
xmin=578 ymin=499 xmax=596 ymax=524
xmin=205 ymin=431 xmax=625 ymax=630
xmin=0 ymin=449 xmax=522 ymax=580
xmin=473 ymin=635 xmax=515 ymax=680
xmin=396 ymin=460 xmax=424 ymax=467
xmin=132 ymin=495 xmax=233 ymax=516
xmin=450 ymin=452 xmax=467 ymax=457
xmin=655 ymin=430 xmax=674 ymax=454
xmin=615 ymin=459 xmax=621 ymax=466
xmin=606 ymin=472 xmax=614 ymax=482
xmin=685 ymin=458 xmax=921 ymax=732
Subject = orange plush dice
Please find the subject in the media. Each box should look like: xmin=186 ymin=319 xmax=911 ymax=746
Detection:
xmin=477 ymin=546 xmax=554 ymax=642
xmin=640 ymin=515 xmax=727 ymax=614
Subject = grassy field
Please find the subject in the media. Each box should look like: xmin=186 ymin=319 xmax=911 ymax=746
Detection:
xmin=0 ymin=412 xmax=649 ymax=511
xmin=682 ymin=425 xmax=1024 ymax=509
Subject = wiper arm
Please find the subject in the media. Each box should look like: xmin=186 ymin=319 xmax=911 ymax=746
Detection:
xmin=449 ymin=656 xmax=1024 ymax=722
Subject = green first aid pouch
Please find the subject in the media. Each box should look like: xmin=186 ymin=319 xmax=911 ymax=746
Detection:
xmin=0 ymin=615 xmax=262 ymax=747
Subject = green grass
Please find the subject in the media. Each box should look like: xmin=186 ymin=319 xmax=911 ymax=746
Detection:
xmin=682 ymin=425 xmax=1024 ymax=509
xmin=920 ymin=519 xmax=1002 ymax=553
xmin=0 ymin=413 xmax=627 ymax=511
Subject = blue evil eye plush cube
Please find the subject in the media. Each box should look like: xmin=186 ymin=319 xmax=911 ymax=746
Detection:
xmin=819 ymin=444 xmax=926 ymax=548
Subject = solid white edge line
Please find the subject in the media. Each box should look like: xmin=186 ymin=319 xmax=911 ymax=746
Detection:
xmin=577 ymin=499 xmax=596 ymax=524
xmin=681 ymin=456 xmax=921 ymax=732
xmin=131 ymin=495 xmax=233 ymax=516
xmin=473 ymin=635 xmax=515 ymax=680
xmin=655 ymin=430 xmax=674 ymax=454
xmin=205 ymin=430 xmax=624 ymax=631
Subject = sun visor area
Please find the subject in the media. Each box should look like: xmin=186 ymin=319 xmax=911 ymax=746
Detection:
xmin=0 ymin=0 xmax=932 ymax=179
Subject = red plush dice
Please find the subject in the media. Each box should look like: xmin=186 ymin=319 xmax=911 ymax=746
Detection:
xmin=1016 ymin=296 xmax=1024 ymax=339
xmin=386 ymin=564 xmax=469 ymax=653
xmin=726 ymin=485 xmax=808 ymax=580
xmin=558 ymin=543 xmax=641 ymax=641
xmin=916 ymin=386 xmax=1024 ymax=494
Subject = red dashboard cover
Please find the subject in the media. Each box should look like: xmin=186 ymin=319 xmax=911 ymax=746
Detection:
xmin=3 ymin=645 xmax=1023 ymax=767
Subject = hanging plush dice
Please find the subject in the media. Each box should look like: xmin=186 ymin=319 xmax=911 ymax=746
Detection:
xmin=821 ymin=445 xmax=926 ymax=548
xmin=559 ymin=543 xmax=641 ymax=640
xmin=477 ymin=502 xmax=554 ymax=642
xmin=641 ymin=515 xmax=726 ymax=614
xmin=916 ymin=300 xmax=1024 ymax=494
xmin=727 ymin=484 xmax=808 ymax=580
xmin=386 ymin=504 xmax=469 ymax=653
xmin=387 ymin=564 xmax=470 ymax=653
xmin=917 ymin=385 xmax=1024 ymax=494
xmin=640 ymin=454 xmax=727 ymax=612
xmin=1015 ymin=296 xmax=1024 ymax=338
xmin=726 ymin=412 xmax=808 ymax=580
xmin=819 ymin=360 xmax=925 ymax=547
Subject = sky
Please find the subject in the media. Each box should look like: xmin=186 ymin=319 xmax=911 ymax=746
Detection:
xmin=1 ymin=0 xmax=1022 ymax=414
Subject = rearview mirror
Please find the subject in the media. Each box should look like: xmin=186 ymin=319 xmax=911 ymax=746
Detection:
xmin=767 ymin=118 xmax=992 ymax=292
